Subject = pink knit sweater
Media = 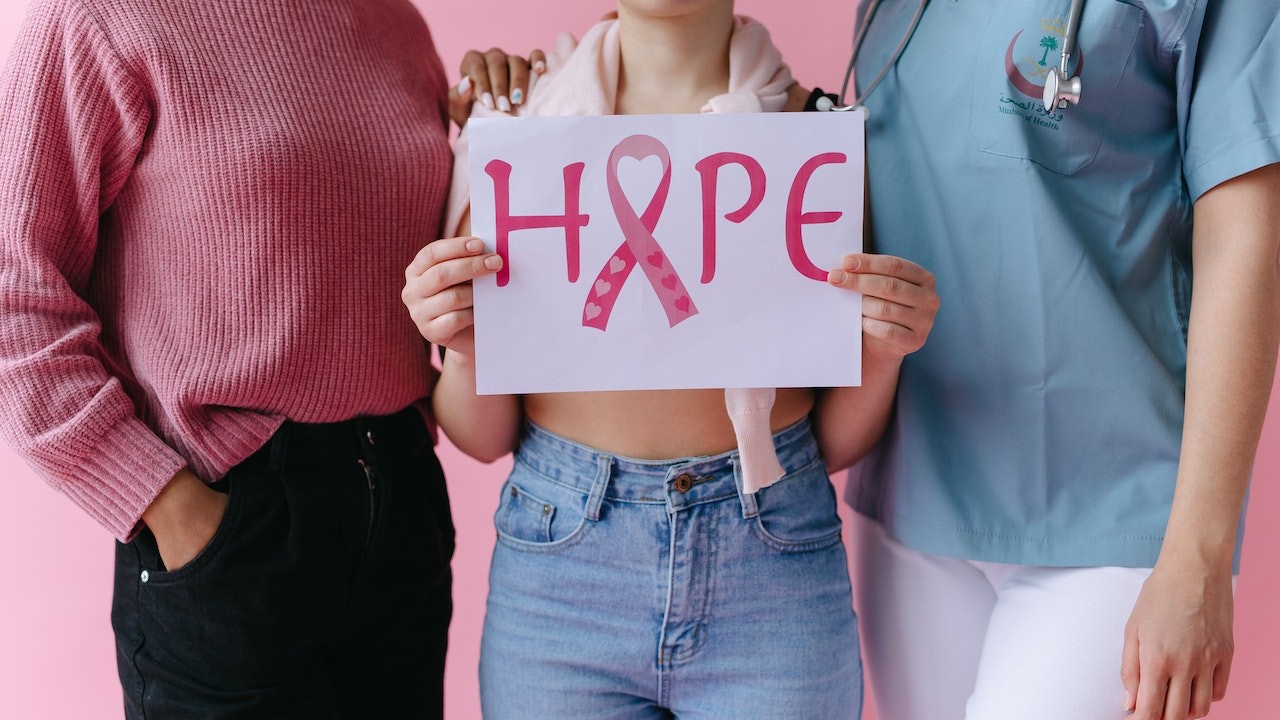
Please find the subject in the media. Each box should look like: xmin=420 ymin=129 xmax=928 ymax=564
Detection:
xmin=0 ymin=0 xmax=451 ymax=540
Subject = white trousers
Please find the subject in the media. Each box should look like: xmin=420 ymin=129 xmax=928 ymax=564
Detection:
xmin=850 ymin=512 xmax=1152 ymax=720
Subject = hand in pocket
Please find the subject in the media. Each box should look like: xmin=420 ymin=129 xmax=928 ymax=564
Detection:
xmin=141 ymin=469 xmax=230 ymax=571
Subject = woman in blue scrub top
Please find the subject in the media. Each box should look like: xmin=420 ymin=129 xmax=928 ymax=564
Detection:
xmin=467 ymin=1 xmax=1277 ymax=717
xmin=840 ymin=1 xmax=1280 ymax=719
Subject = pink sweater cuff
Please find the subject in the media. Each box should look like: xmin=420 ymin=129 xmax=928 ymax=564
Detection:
xmin=59 ymin=416 xmax=187 ymax=542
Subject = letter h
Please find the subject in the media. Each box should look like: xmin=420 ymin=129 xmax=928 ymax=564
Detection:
xmin=484 ymin=159 xmax=591 ymax=287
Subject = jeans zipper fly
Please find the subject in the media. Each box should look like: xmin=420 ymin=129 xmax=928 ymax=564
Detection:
xmin=357 ymin=459 xmax=377 ymax=547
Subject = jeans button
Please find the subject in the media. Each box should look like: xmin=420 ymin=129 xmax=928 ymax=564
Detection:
xmin=674 ymin=473 xmax=693 ymax=493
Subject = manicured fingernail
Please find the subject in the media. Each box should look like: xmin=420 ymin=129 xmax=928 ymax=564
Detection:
xmin=533 ymin=60 xmax=547 ymax=74
xmin=483 ymin=255 xmax=503 ymax=271
xmin=481 ymin=92 xmax=495 ymax=110
xmin=497 ymin=95 xmax=512 ymax=113
xmin=457 ymin=76 xmax=471 ymax=95
xmin=510 ymin=88 xmax=524 ymax=105
xmin=842 ymin=255 xmax=861 ymax=271
xmin=828 ymin=270 xmax=847 ymax=284
xmin=465 ymin=238 xmax=483 ymax=253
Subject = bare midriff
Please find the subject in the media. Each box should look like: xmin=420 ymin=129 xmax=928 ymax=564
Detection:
xmin=524 ymin=388 xmax=814 ymax=460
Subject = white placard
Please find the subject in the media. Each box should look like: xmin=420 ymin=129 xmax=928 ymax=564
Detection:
xmin=468 ymin=111 xmax=865 ymax=394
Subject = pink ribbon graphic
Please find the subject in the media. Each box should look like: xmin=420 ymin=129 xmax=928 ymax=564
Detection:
xmin=582 ymin=135 xmax=699 ymax=330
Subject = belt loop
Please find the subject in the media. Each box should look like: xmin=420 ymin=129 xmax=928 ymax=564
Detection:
xmin=583 ymin=455 xmax=612 ymax=522
xmin=733 ymin=457 xmax=759 ymax=519
xmin=268 ymin=422 xmax=291 ymax=474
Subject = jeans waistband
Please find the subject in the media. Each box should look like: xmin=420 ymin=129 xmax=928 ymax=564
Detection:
xmin=240 ymin=404 xmax=429 ymax=473
xmin=513 ymin=417 xmax=820 ymax=509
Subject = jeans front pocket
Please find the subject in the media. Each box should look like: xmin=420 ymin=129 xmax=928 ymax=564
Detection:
xmin=129 ymin=467 xmax=301 ymax=706
xmin=493 ymin=458 xmax=593 ymax=552
xmin=750 ymin=456 xmax=843 ymax=553
xmin=496 ymin=481 xmax=555 ymax=543
xmin=138 ymin=474 xmax=244 ymax=585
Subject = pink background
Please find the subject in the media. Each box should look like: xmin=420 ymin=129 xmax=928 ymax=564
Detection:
xmin=0 ymin=1 xmax=1275 ymax=718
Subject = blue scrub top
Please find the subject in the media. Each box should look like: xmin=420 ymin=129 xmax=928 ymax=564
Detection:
xmin=848 ymin=0 xmax=1280 ymax=569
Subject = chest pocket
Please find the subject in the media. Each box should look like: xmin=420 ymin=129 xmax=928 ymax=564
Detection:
xmin=967 ymin=0 xmax=1142 ymax=176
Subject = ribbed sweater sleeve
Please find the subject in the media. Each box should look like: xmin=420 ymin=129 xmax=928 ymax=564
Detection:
xmin=0 ymin=0 xmax=185 ymax=540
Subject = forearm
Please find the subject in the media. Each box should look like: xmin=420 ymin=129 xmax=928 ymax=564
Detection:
xmin=1161 ymin=163 xmax=1280 ymax=571
xmin=814 ymin=352 xmax=902 ymax=472
xmin=431 ymin=350 xmax=522 ymax=463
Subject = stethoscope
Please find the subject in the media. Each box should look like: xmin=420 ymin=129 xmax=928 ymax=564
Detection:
xmin=818 ymin=0 xmax=1086 ymax=114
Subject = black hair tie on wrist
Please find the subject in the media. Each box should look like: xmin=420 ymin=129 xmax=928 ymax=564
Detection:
xmin=803 ymin=87 xmax=840 ymax=112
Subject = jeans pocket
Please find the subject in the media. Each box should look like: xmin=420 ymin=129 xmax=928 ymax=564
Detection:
xmin=751 ymin=456 xmax=843 ymax=552
xmin=494 ymin=459 xmax=592 ymax=552
xmin=141 ymin=474 xmax=245 ymax=586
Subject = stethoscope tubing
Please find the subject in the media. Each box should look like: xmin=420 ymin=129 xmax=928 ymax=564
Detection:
xmin=836 ymin=0 xmax=930 ymax=110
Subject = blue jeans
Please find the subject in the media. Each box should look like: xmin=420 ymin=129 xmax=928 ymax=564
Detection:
xmin=480 ymin=418 xmax=862 ymax=719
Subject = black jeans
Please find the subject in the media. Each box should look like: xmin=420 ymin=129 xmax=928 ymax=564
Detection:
xmin=112 ymin=406 xmax=454 ymax=719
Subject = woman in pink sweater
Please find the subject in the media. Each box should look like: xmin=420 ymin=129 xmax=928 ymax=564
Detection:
xmin=0 ymin=0 xmax=455 ymax=717
xmin=404 ymin=1 xmax=938 ymax=717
